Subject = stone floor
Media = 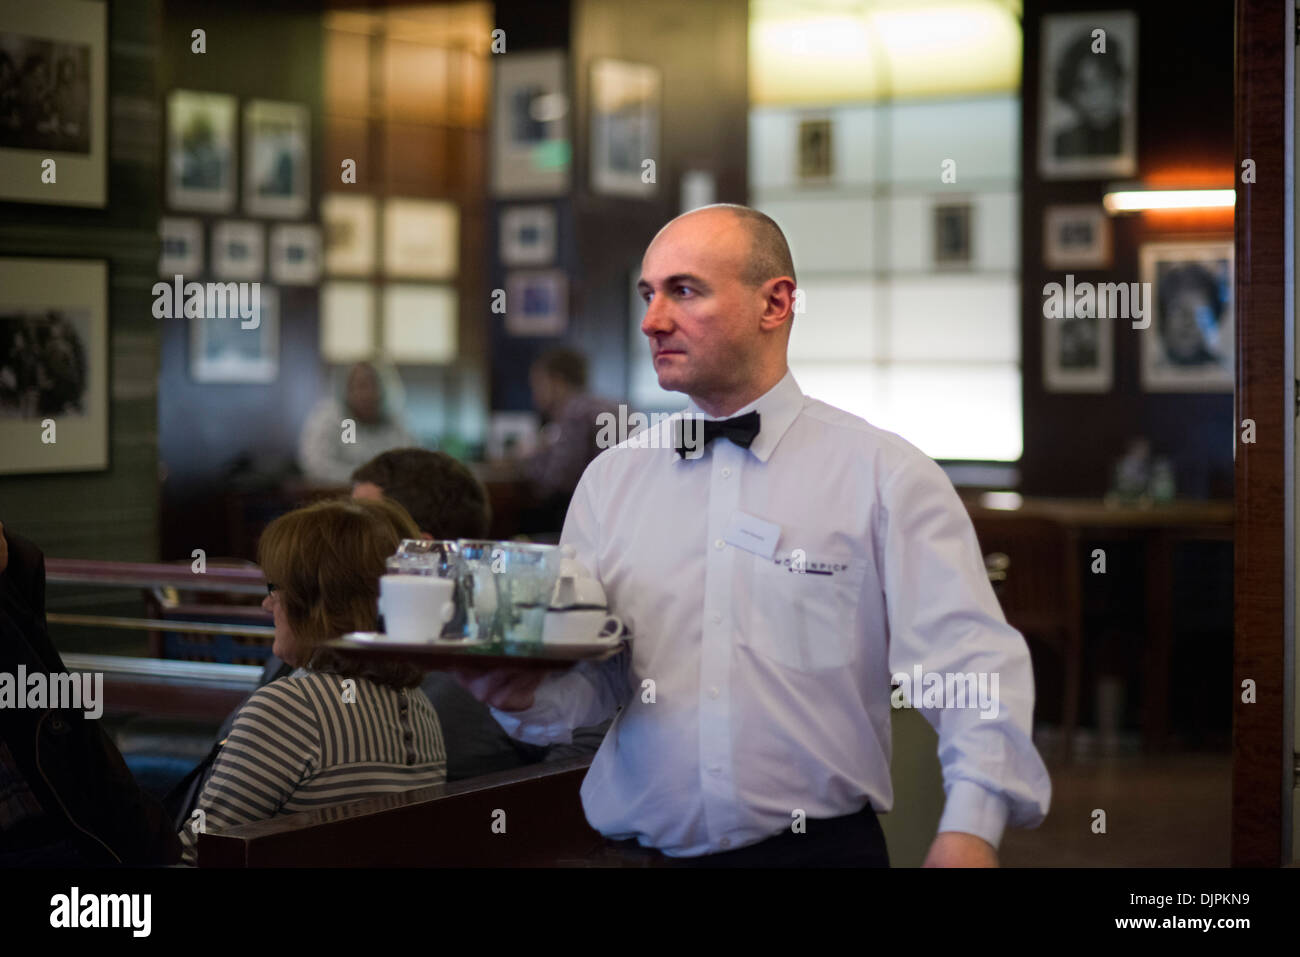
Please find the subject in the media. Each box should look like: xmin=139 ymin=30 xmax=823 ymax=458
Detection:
xmin=999 ymin=731 xmax=1232 ymax=867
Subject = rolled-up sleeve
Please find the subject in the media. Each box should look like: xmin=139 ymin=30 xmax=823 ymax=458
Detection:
xmin=877 ymin=454 xmax=1051 ymax=849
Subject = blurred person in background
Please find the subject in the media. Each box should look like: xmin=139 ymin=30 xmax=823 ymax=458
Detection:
xmin=516 ymin=347 xmax=619 ymax=536
xmin=297 ymin=359 xmax=415 ymax=485
xmin=177 ymin=497 xmax=445 ymax=865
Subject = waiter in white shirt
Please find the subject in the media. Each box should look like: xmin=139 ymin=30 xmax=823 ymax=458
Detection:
xmin=459 ymin=204 xmax=1051 ymax=867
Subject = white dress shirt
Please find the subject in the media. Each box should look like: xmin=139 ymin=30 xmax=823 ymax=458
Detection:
xmin=491 ymin=369 xmax=1051 ymax=857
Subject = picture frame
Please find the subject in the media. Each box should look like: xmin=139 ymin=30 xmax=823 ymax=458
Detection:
xmin=166 ymin=89 xmax=237 ymax=212
xmin=243 ymin=99 xmax=310 ymax=218
xmin=320 ymin=280 xmax=375 ymax=363
xmin=1139 ymin=240 xmax=1234 ymax=393
xmin=0 ymin=257 xmax=108 ymax=473
xmin=210 ymin=220 xmax=264 ymax=281
xmin=159 ymin=217 xmax=204 ymax=277
xmin=321 ymin=193 xmax=377 ymax=276
xmin=189 ymin=285 xmax=279 ymax=384
xmin=797 ymin=117 xmax=833 ymax=183
xmin=0 ymin=0 xmax=107 ymax=206
xmin=382 ymin=283 xmax=457 ymax=363
xmin=1042 ymin=309 xmax=1113 ymax=393
xmin=383 ymin=198 xmax=458 ymax=280
xmin=1039 ymin=11 xmax=1138 ymax=180
xmin=269 ymin=223 xmax=321 ymax=285
xmin=499 ymin=204 xmax=556 ymax=266
xmin=491 ymin=51 xmax=569 ymax=197
xmin=505 ymin=269 xmax=567 ymax=336
xmin=1043 ymin=204 xmax=1112 ymax=270
xmin=933 ymin=202 xmax=973 ymax=268
xmin=590 ymin=59 xmax=660 ymax=198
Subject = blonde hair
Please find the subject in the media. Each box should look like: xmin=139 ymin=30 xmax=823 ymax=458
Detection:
xmin=258 ymin=496 xmax=423 ymax=686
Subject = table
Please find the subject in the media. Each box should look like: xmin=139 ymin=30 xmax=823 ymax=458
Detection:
xmin=963 ymin=497 xmax=1233 ymax=758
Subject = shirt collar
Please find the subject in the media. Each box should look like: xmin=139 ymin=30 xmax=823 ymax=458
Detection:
xmin=682 ymin=368 xmax=803 ymax=463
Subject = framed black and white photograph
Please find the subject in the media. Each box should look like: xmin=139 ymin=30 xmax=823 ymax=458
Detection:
xmin=321 ymin=193 xmax=377 ymax=276
xmin=383 ymin=198 xmax=458 ymax=280
xmin=0 ymin=0 xmax=106 ymax=206
xmin=1043 ymin=311 xmax=1113 ymax=393
xmin=797 ymin=117 xmax=832 ymax=183
xmin=933 ymin=202 xmax=972 ymax=267
xmin=269 ymin=223 xmax=320 ymax=285
xmin=211 ymin=221 xmax=264 ymax=281
xmin=1039 ymin=11 xmax=1137 ymax=180
xmin=159 ymin=217 xmax=203 ymax=277
xmin=505 ymin=269 xmax=567 ymax=336
xmin=0 ymin=257 xmax=107 ymax=473
xmin=166 ymin=89 xmax=237 ymax=212
xmin=190 ymin=285 xmax=278 ymax=384
xmin=500 ymin=205 xmax=556 ymax=266
xmin=243 ymin=99 xmax=310 ymax=219
xmin=1139 ymin=240 xmax=1233 ymax=392
xmin=1043 ymin=204 xmax=1112 ymax=269
xmin=491 ymin=51 xmax=569 ymax=197
xmin=590 ymin=59 xmax=660 ymax=198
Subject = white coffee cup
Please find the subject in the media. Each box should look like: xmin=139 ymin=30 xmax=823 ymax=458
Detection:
xmin=542 ymin=609 xmax=623 ymax=644
xmin=379 ymin=575 xmax=455 ymax=642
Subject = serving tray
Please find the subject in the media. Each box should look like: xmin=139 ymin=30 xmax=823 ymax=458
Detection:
xmin=329 ymin=632 xmax=627 ymax=669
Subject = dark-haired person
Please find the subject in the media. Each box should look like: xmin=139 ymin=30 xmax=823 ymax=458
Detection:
xmin=0 ymin=520 xmax=180 ymax=866
xmin=178 ymin=498 xmax=446 ymax=865
xmin=348 ymin=448 xmax=577 ymax=777
xmin=350 ymin=447 xmax=491 ymax=541
xmin=517 ymin=347 xmax=620 ymax=535
xmin=1156 ymin=263 xmax=1226 ymax=368
xmin=458 ymin=204 xmax=1050 ymax=867
xmin=1053 ymin=30 xmax=1126 ymax=159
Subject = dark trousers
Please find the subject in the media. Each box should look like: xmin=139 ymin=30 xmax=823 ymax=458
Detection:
xmin=598 ymin=803 xmax=889 ymax=868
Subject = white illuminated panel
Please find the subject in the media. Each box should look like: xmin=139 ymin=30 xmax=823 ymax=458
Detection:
xmin=382 ymin=284 xmax=457 ymax=363
xmin=788 ymin=277 xmax=879 ymax=361
xmin=320 ymin=281 xmax=374 ymax=362
xmin=888 ymin=276 xmax=1019 ymax=362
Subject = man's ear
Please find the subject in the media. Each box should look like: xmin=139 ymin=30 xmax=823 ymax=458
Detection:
xmin=759 ymin=277 xmax=796 ymax=332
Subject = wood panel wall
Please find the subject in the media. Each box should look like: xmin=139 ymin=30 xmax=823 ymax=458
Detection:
xmin=1232 ymin=0 xmax=1288 ymax=868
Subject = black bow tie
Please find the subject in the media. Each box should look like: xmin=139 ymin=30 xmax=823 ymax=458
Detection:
xmin=675 ymin=411 xmax=761 ymax=459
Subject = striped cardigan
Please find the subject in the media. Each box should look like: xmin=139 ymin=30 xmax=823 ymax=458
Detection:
xmin=180 ymin=670 xmax=446 ymax=865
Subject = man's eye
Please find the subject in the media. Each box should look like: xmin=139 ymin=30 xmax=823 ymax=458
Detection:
xmin=674 ymin=286 xmax=693 ymax=297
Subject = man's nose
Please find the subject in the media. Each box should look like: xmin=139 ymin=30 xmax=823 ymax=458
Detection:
xmin=641 ymin=296 xmax=674 ymax=337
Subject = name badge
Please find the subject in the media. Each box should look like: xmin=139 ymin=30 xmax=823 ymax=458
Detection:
xmin=723 ymin=511 xmax=781 ymax=559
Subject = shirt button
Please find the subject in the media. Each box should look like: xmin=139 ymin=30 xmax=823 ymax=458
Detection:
xmin=721 ymin=468 xmax=731 ymax=478
xmin=708 ymin=686 xmax=719 ymax=698
xmin=712 ymin=613 xmax=722 ymax=624
xmin=720 ymin=838 xmax=731 ymax=849
xmin=709 ymin=765 xmax=721 ymax=775
xmin=714 ymin=539 xmax=725 ymax=550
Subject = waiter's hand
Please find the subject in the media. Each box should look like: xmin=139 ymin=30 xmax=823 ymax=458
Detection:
xmin=922 ymin=831 xmax=998 ymax=868
xmin=449 ymin=665 xmax=548 ymax=712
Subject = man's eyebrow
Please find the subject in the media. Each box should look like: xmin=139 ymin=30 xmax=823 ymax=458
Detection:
xmin=639 ymin=273 xmax=711 ymax=291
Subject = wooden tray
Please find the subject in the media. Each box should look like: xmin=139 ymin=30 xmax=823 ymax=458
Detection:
xmin=328 ymin=633 xmax=627 ymax=670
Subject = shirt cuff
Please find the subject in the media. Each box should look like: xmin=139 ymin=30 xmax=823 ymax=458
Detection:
xmin=936 ymin=779 xmax=1010 ymax=850
xmin=487 ymin=674 xmax=573 ymax=745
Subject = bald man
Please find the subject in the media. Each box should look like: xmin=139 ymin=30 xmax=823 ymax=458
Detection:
xmin=459 ymin=204 xmax=1050 ymax=867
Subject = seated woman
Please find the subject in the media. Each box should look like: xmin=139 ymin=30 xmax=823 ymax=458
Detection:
xmin=179 ymin=497 xmax=445 ymax=865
